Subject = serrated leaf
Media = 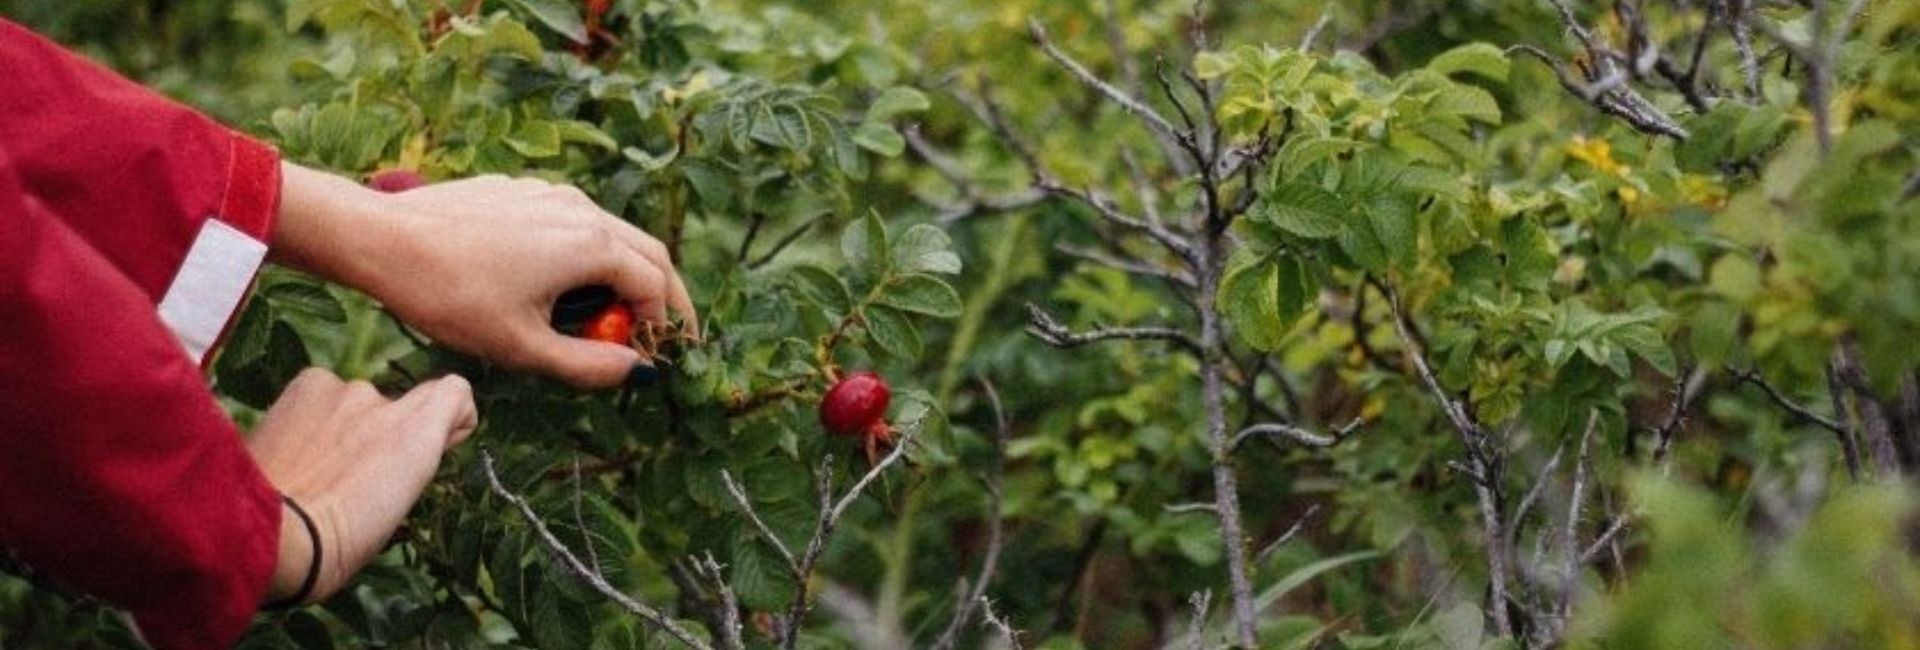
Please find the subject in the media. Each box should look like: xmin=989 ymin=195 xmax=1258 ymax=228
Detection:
xmin=864 ymin=304 xmax=923 ymax=359
xmin=891 ymin=224 xmax=962 ymax=275
xmin=730 ymin=535 xmax=795 ymax=610
xmin=622 ymin=144 xmax=681 ymax=172
xmin=876 ymin=274 xmax=961 ymax=318
xmin=852 ymin=122 xmax=905 ymax=156
xmin=1614 ymin=324 xmax=1677 ymax=376
xmin=1366 ymin=194 xmax=1416 ymax=263
xmin=504 ymin=120 xmax=561 ymax=158
xmin=1426 ymin=43 xmax=1509 ymax=81
xmin=530 ymin=576 xmax=594 ymax=649
xmin=1277 ymin=136 xmax=1362 ymax=181
xmin=841 ymin=211 xmax=889 ymax=274
xmin=1219 ymin=251 xmax=1301 ymax=351
xmin=264 ymin=282 xmax=345 ymax=323
xmin=1428 ymin=85 xmax=1501 ymax=124
xmin=867 ymin=87 xmax=930 ymax=122
xmin=1260 ymin=182 xmax=1346 ymax=238
xmin=553 ymin=120 xmax=617 ymax=150
xmin=788 ymin=264 xmax=853 ymax=312
xmin=510 ymin=0 xmax=587 ymax=44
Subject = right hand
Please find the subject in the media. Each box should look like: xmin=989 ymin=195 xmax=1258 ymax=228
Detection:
xmin=244 ymin=368 xmax=478 ymax=605
xmin=272 ymin=165 xmax=698 ymax=389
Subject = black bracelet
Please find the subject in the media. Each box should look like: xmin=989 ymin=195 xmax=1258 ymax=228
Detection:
xmin=265 ymin=494 xmax=321 ymax=610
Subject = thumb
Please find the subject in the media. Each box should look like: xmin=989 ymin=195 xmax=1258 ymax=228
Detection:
xmin=395 ymin=374 xmax=479 ymax=449
xmin=523 ymin=330 xmax=645 ymax=389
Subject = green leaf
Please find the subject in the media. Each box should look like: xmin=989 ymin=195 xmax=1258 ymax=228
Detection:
xmin=510 ymin=0 xmax=587 ymax=44
xmin=1426 ymin=43 xmax=1509 ymax=81
xmin=553 ymin=120 xmax=618 ymax=150
xmin=877 ymin=274 xmax=962 ymax=318
xmin=622 ymin=144 xmax=681 ymax=172
xmin=789 ymin=264 xmax=853 ymax=312
xmin=504 ymin=120 xmax=562 ymax=158
xmin=1427 ymin=85 xmax=1502 ymax=124
xmin=263 ymin=282 xmax=345 ymax=323
xmin=1218 ymin=251 xmax=1308 ymax=351
xmin=1259 ymin=182 xmax=1346 ymax=238
xmin=863 ymin=305 xmax=923 ymax=359
xmin=867 ymin=86 xmax=930 ymax=122
xmin=1366 ymin=194 xmax=1417 ymax=264
xmin=841 ymin=211 xmax=890 ymax=274
xmin=891 ymin=224 xmax=963 ymax=275
xmin=852 ymin=122 xmax=905 ymax=156
xmin=530 ymin=575 xmax=594 ymax=649
xmin=730 ymin=535 xmax=795 ymax=610
xmin=1614 ymin=324 xmax=1678 ymax=376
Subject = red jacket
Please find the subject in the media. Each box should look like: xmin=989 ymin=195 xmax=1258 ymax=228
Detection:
xmin=0 ymin=19 xmax=284 ymax=649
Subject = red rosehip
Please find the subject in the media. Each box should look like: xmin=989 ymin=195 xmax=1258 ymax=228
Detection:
xmin=368 ymin=169 xmax=427 ymax=193
xmin=820 ymin=371 xmax=890 ymax=437
xmin=582 ymin=302 xmax=635 ymax=345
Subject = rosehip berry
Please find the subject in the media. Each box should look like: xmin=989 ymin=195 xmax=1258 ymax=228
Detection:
xmin=367 ymin=169 xmax=427 ymax=193
xmin=819 ymin=371 xmax=890 ymax=437
xmin=581 ymin=302 xmax=635 ymax=345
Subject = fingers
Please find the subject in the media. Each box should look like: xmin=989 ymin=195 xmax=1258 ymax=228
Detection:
xmin=392 ymin=375 xmax=480 ymax=450
xmin=520 ymin=330 xmax=644 ymax=389
xmin=586 ymin=237 xmax=671 ymax=324
xmin=606 ymin=222 xmax=699 ymax=334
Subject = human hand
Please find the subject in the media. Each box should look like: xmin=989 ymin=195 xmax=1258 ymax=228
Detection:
xmin=272 ymin=164 xmax=697 ymax=388
xmin=245 ymin=368 xmax=477 ymax=604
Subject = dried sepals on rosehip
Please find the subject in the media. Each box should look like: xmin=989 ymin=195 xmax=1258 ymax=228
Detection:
xmin=820 ymin=371 xmax=895 ymax=466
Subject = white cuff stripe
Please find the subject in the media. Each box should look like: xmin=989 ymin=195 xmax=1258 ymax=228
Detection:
xmin=157 ymin=219 xmax=267 ymax=364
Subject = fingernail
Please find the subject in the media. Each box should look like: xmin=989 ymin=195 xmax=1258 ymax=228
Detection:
xmin=627 ymin=364 xmax=661 ymax=387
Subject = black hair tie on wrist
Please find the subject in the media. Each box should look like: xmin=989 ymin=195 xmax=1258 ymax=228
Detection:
xmin=266 ymin=494 xmax=321 ymax=610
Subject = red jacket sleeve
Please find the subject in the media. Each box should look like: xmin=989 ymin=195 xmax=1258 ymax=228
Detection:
xmin=0 ymin=149 xmax=282 ymax=649
xmin=0 ymin=18 xmax=281 ymax=366
xmin=0 ymin=19 xmax=288 ymax=649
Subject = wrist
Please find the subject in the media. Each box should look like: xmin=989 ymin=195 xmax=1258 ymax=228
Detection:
xmin=269 ymin=162 xmax=423 ymax=301
xmin=267 ymin=499 xmax=313 ymax=604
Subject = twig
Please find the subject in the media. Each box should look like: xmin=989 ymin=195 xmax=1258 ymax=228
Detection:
xmin=719 ymin=469 xmax=800 ymax=572
xmin=1164 ymin=502 xmax=1222 ymax=515
xmin=1024 ymin=302 xmax=1203 ymax=356
xmin=1649 ymin=366 xmax=1710 ymax=472
xmin=929 ymin=377 xmax=1012 ymax=650
xmin=1731 ymin=366 xmax=1849 ymax=434
xmin=479 ymin=449 xmax=713 ymax=650
xmin=1229 ymin=417 xmax=1364 ymax=451
xmin=1508 ymin=439 xmax=1568 ymax=549
xmin=1185 ymin=590 xmax=1213 ymax=650
xmin=1299 ymin=9 xmax=1333 ymax=52
xmin=746 ymin=215 xmax=825 ymax=270
xmin=1027 ymin=18 xmax=1182 ymax=143
xmin=776 ymin=419 xmax=926 ymax=649
xmin=1254 ymin=505 xmax=1322 ymax=565
xmin=979 ymin=596 xmax=1024 ymax=650
xmin=1056 ymin=243 xmax=1196 ymax=289
xmin=1384 ymin=285 xmax=1516 ymax=638
xmin=736 ymin=212 xmax=767 ymax=264
xmin=690 ymin=554 xmax=746 ymax=650
xmin=1577 ymin=515 xmax=1631 ymax=566
xmin=1510 ymin=44 xmax=1689 ymax=140
xmin=1560 ymin=411 xmax=1599 ymax=624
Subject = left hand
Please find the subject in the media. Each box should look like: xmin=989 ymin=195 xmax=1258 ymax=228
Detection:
xmin=271 ymin=163 xmax=697 ymax=388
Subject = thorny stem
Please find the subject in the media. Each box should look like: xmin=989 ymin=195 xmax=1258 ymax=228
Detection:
xmin=1385 ymin=286 xmax=1516 ymax=638
xmin=929 ymin=377 xmax=1012 ymax=650
xmin=479 ymin=449 xmax=713 ymax=650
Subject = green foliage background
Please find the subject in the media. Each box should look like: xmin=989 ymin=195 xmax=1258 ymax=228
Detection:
xmin=1 ymin=0 xmax=1917 ymax=648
